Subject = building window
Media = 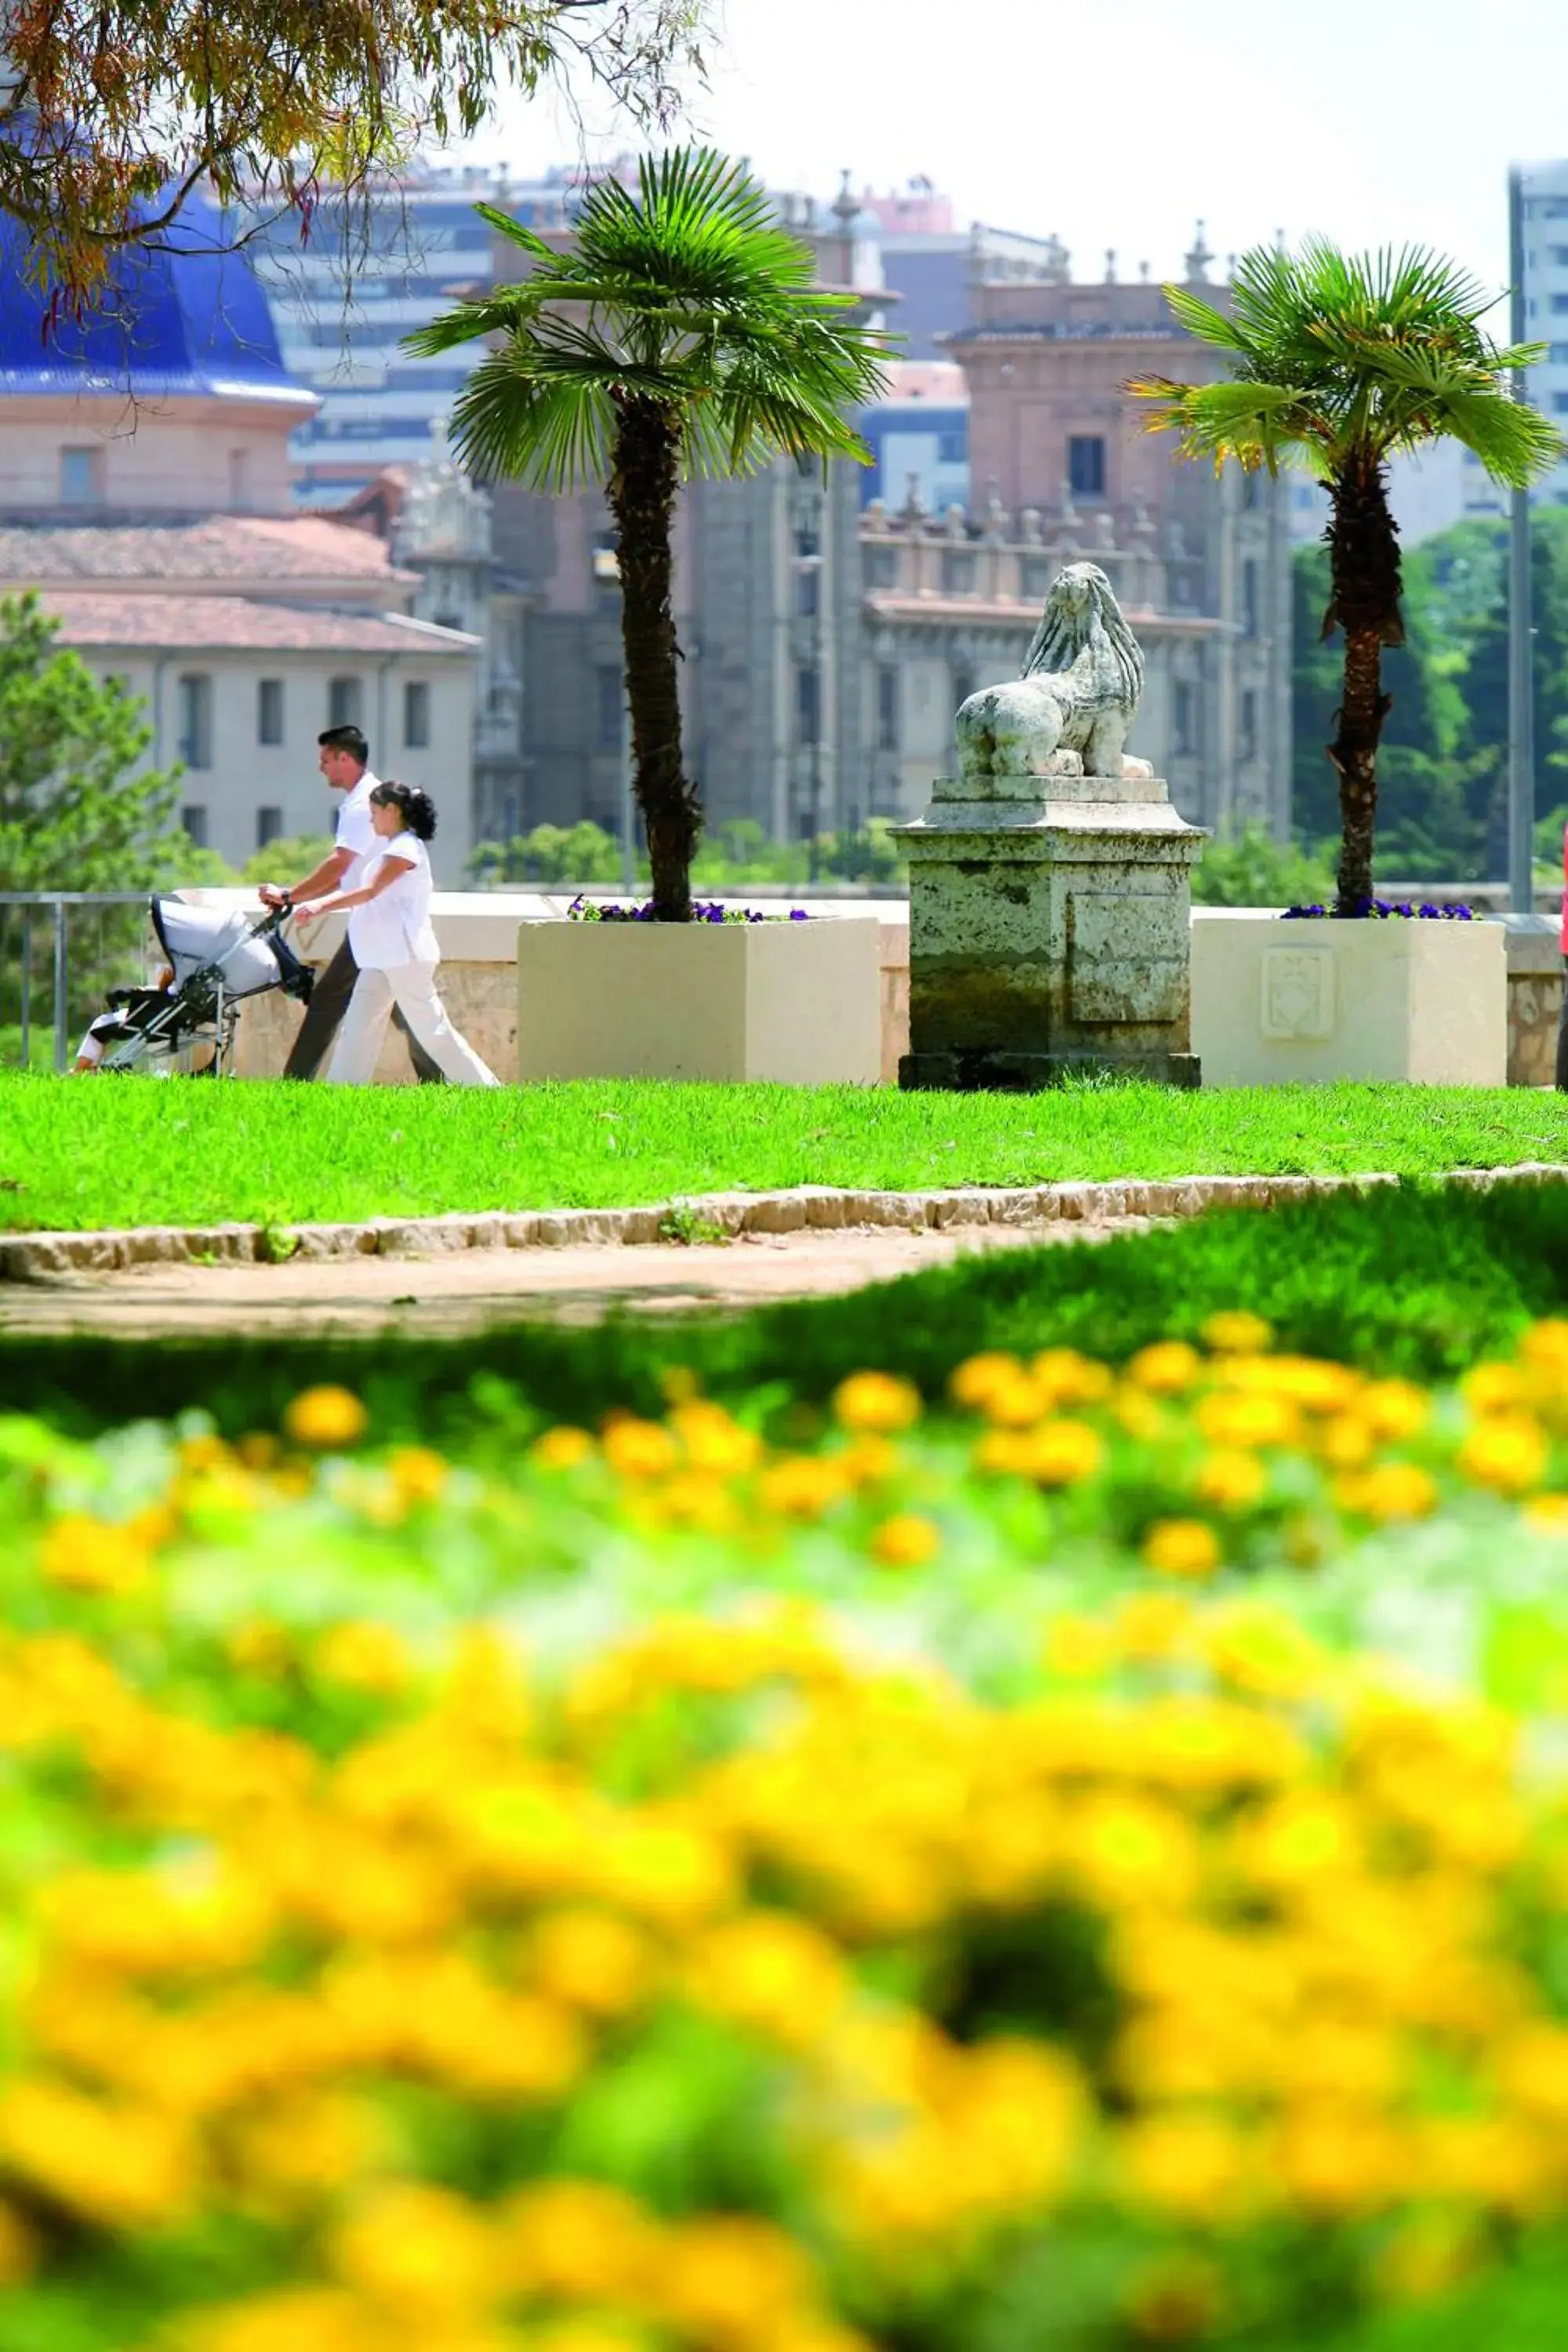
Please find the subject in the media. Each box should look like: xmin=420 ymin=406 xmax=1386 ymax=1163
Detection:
xmin=1552 ymin=246 xmax=1568 ymax=265
xmin=328 ymin=676 xmax=362 ymax=729
xmin=1022 ymin=556 xmax=1052 ymax=602
xmin=256 ymin=806 xmax=284 ymax=849
xmin=403 ymin=680 xmax=431 ymax=750
xmin=176 ymin=673 xmax=212 ymax=769
xmin=1242 ymin=558 xmax=1261 ymax=637
xmin=1174 ymin=681 xmax=1196 ymax=757
xmin=1554 ymin=393 xmax=1568 ymax=414
xmin=794 ymin=452 xmax=820 ymax=481
xmin=1068 ymin=434 xmax=1106 ymax=498
xmin=941 ymin=548 xmax=976 ymax=595
xmin=876 ymin=666 xmax=899 ymax=752
xmin=866 ymin=545 xmax=898 ymax=589
xmin=180 ymin=804 xmax=209 ymax=848
xmin=500 ymin=791 xmax=520 ymax=840
xmin=796 ymin=561 xmax=821 ymax=619
xmin=796 ymin=664 xmax=820 ymax=746
xmin=596 ymin=666 xmax=623 ymax=750
xmin=257 ymin=678 xmax=285 ymax=746
xmin=1551 ymin=343 xmax=1568 ymax=364
xmin=1240 ymin=690 xmax=1258 ymax=761
xmin=937 ymin=427 xmax=966 ymax=463
xmin=1552 ymin=294 xmax=1568 ymax=315
xmin=1240 ymin=467 xmax=1261 ymax=511
xmin=60 ymin=445 xmax=103 ymax=503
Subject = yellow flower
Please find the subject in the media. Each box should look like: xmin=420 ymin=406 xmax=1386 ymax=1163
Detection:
xmin=1030 ymin=1348 xmax=1115 ymax=1406
xmin=1200 ymin=1309 xmax=1274 ymax=1355
xmin=0 ymin=2080 xmax=191 ymax=2225
xmin=1142 ymin=1519 xmax=1222 ymax=1578
xmin=1359 ymin=1380 xmax=1431 ymax=1441
xmin=183 ymin=2287 xmax=376 ymax=2352
xmin=314 ymin=1621 xmax=415 ymax=1696
xmin=532 ymin=1425 xmax=594 ymax=1471
xmin=869 ymin=1513 xmax=941 ymax=1570
xmin=1127 ymin=1341 xmax=1203 ymax=1394
xmin=499 ymin=2180 xmax=662 ymax=2301
xmin=972 ymin=1428 xmax=1032 ymax=1477
xmin=235 ymin=1431 xmax=281 ymax=1471
xmin=601 ymin=1417 xmax=681 ymax=1480
xmin=1461 ymin=1362 xmax=1530 ymax=1416
xmin=283 ymin=1387 xmax=368 ymax=1450
xmin=1523 ymin=1492 xmax=1568 ymax=1534
xmin=1120 ymin=2114 xmax=1250 ymax=2217
xmin=651 ymin=2216 xmax=813 ymax=2341
xmin=837 ymin=1433 xmax=901 ymax=1488
xmin=1113 ymin=1389 xmax=1169 ymax=1441
xmin=832 ymin=1371 xmax=922 ymax=1432
xmin=1202 ymin=1602 xmax=1325 ymax=1699
xmin=1319 ymin=1414 xmax=1376 ymax=1469
xmin=1018 ymin=1418 xmax=1105 ymax=1486
xmin=1192 ymin=1448 xmax=1267 ymax=1511
xmin=1334 ymin=1462 xmax=1438 ymax=1523
xmin=1114 ymin=1591 xmax=1198 ymax=1660
xmin=685 ymin=1911 xmax=848 ymax=2045
xmin=40 ymin=1515 xmax=151 ymax=1597
xmin=387 ymin=1445 xmax=449 ymax=1504
xmin=757 ymin=1456 xmax=848 ymax=1520
xmin=1196 ymin=1391 xmax=1299 ymax=1450
xmin=1457 ymin=1414 xmax=1548 ymax=1496
xmin=668 ymin=1399 xmax=762 ymax=1476
xmin=948 ymin=1352 xmax=1023 ymax=1410
xmin=178 ymin=1432 xmax=230 ymax=1472
xmin=330 ymin=2184 xmax=500 ymax=2318
xmin=531 ymin=1908 xmax=651 ymax=2016
xmin=1044 ymin=1613 xmax=1119 ymax=1679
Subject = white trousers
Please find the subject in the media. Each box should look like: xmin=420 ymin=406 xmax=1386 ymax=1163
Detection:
xmin=325 ymin=963 xmax=500 ymax=1087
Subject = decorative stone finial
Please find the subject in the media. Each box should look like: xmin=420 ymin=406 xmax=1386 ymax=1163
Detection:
xmin=1094 ymin=508 xmax=1116 ymax=550
xmin=1104 ymin=249 xmax=1117 ymax=283
xmin=943 ymin=503 xmax=968 ymax=541
xmin=1138 ymin=259 xmax=1151 ymax=283
xmin=1184 ymin=220 xmax=1213 ymax=282
xmin=1020 ymin=506 xmax=1044 ymax=546
xmin=833 ymin=169 xmax=858 ymax=231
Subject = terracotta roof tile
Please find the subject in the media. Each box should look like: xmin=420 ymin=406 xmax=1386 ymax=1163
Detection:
xmin=45 ymin=592 xmax=477 ymax=655
xmin=0 ymin=514 xmax=416 ymax=585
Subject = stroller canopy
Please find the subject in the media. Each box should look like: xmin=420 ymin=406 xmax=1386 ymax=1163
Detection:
xmin=151 ymin=895 xmax=296 ymax=1001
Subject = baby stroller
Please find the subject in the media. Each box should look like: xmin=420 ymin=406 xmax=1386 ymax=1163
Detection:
xmin=90 ymin=895 xmax=314 ymax=1076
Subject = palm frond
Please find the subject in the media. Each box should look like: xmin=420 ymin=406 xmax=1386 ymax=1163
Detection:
xmin=444 ymin=354 xmax=615 ymax=492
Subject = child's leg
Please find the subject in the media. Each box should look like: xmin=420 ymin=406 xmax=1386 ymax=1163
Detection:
xmin=387 ymin=964 xmax=500 ymax=1087
xmin=325 ymin=968 xmax=396 ymax=1084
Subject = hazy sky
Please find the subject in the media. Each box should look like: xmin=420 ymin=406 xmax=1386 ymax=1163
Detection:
xmin=459 ymin=0 xmax=1567 ymax=315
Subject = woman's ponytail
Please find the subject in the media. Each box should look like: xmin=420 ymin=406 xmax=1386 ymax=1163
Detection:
xmin=370 ymin=780 xmax=437 ymax=841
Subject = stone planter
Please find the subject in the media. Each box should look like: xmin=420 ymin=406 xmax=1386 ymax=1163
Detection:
xmin=514 ymin=916 xmax=883 ymax=1084
xmin=1190 ymin=912 xmax=1506 ymax=1086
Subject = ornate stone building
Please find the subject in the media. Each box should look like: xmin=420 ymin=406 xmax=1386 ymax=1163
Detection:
xmin=862 ymin=234 xmax=1292 ymax=836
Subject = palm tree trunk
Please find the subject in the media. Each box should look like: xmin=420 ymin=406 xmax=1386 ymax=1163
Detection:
xmin=608 ymin=392 xmax=700 ymax=921
xmin=1324 ymin=457 xmax=1401 ymax=911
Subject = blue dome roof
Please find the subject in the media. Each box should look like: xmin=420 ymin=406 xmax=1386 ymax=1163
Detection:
xmin=0 ymin=192 xmax=303 ymax=405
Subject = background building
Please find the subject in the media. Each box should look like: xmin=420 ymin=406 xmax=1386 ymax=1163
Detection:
xmin=858 ymin=361 xmax=969 ymax=513
xmin=862 ymin=229 xmax=1293 ymax=837
xmin=0 ymin=200 xmax=479 ymax=871
xmin=1519 ymin=159 xmax=1568 ymax=507
xmin=242 ymin=164 xmax=575 ymax=510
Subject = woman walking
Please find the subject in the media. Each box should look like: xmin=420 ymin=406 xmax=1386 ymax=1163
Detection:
xmin=296 ymin=782 xmax=499 ymax=1087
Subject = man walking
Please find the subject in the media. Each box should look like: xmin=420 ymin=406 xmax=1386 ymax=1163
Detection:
xmin=259 ymin=724 xmax=444 ymax=1083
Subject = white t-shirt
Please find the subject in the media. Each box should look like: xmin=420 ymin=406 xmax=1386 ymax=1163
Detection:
xmin=335 ymin=769 xmax=380 ymax=891
xmin=349 ymin=834 xmax=440 ymax=970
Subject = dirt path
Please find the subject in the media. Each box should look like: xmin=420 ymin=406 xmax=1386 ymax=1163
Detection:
xmin=0 ymin=1216 xmax=1158 ymax=1339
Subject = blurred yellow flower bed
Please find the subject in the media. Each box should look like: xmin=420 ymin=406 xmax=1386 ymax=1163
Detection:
xmin=6 ymin=1321 xmax=1568 ymax=2345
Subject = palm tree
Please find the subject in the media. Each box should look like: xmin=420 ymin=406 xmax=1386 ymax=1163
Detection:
xmin=1127 ymin=241 xmax=1561 ymax=910
xmin=407 ymin=150 xmax=891 ymax=921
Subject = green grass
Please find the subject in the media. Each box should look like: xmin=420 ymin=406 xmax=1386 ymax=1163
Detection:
xmin=6 ymin=1180 xmax=1566 ymax=1441
xmin=2 ymin=1070 xmax=1567 ymax=1234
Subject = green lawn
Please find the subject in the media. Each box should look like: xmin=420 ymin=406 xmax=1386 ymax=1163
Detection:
xmin=5 ymin=1178 xmax=1563 ymax=1438
xmin=2 ymin=1069 xmax=1567 ymax=1234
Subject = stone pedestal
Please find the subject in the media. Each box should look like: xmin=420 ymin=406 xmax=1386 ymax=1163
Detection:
xmin=892 ymin=757 xmax=1207 ymax=1091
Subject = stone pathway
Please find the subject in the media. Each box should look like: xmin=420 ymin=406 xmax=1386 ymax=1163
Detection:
xmin=0 ymin=1215 xmax=1157 ymax=1339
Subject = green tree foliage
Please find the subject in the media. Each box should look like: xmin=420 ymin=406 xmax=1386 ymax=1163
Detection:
xmin=238 ymin=835 xmax=336 ymax=887
xmin=1133 ymin=240 xmax=1559 ymax=907
xmin=464 ymin=818 xmax=905 ymax=891
xmin=0 ymin=592 xmax=184 ymax=889
xmin=414 ymin=149 xmax=890 ymax=921
xmin=0 ymin=0 xmax=709 ymax=300
xmin=1190 ymin=823 xmax=1335 ymax=908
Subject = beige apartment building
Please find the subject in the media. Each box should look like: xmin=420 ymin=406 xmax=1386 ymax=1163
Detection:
xmin=863 ymin=238 xmax=1292 ymax=833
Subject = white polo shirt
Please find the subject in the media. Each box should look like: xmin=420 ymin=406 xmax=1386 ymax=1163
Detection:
xmin=349 ymin=835 xmax=440 ymax=971
xmin=335 ymin=768 xmax=381 ymax=891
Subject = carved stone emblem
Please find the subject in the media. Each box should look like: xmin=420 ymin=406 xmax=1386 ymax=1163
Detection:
xmin=1261 ymin=948 xmax=1335 ymax=1040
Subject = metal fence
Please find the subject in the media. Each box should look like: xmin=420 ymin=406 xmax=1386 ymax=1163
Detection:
xmin=0 ymin=893 xmax=157 ymax=1073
